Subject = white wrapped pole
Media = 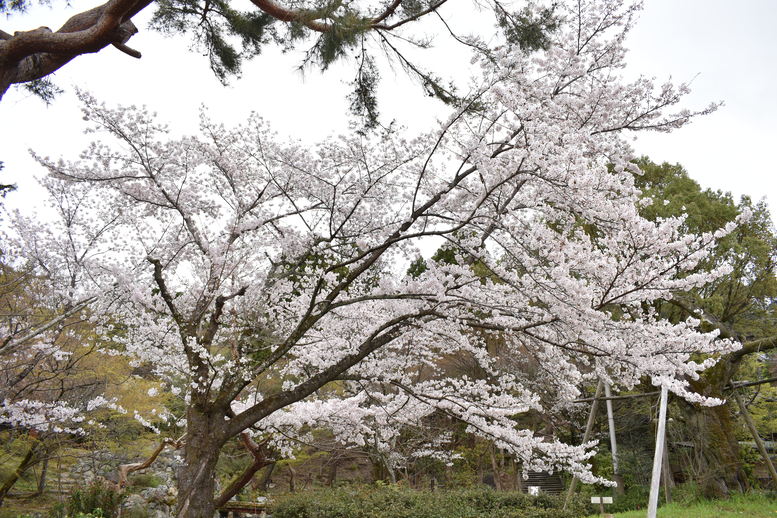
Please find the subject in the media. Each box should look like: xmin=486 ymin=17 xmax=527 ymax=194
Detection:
xmin=604 ymin=383 xmax=619 ymax=474
xmin=647 ymin=385 xmax=668 ymax=518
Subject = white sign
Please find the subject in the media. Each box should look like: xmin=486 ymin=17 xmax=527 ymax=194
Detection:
xmin=591 ymin=496 xmax=613 ymax=504
xmin=528 ymin=486 xmax=540 ymax=496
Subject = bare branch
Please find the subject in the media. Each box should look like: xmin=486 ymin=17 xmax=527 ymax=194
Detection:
xmin=117 ymin=435 xmax=184 ymax=488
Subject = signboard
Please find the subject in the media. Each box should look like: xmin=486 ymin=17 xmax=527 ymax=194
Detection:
xmin=590 ymin=496 xmax=613 ymax=504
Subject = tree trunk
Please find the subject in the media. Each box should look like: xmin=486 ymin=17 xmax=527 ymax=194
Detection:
xmin=0 ymin=439 xmax=42 ymax=506
xmin=326 ymin=458 xmax=338 ymax=487
xmin=688 ymin=402 xmax=746 ymax=497
xmin=489 ymin=446 xmax=503 ymax=491
xmin=287 ymin=465 xmax=296 ymax=492
xmin=35 ymin=456 xmax=49 ymax=496
xmin=255 ymin=463 xmax=275 ymax=492
xmin=681 ymin=365 xmax=748 ymax=498
xmin=176 ymin=409 xmax=226 ymax=518
xmin=384 ymin=460 xmax=396 ymax=484
xmin=514 ymin=459 xmax=523 ymax=492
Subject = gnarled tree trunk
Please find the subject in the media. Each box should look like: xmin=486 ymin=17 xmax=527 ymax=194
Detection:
xmin=176 ymin=408 xmax=227 ymax=518
xmin=680 ymin=363 xmax=748 ymax=498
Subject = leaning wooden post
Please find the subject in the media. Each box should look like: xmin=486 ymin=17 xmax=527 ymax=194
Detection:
xmin=733 ymin=389 xmax=777 ymax=488
xmin=604 ymin=382 xmax=624 ymax=495
xmin=564 ymin=380 xmax=603 ymax=509
xmin=647 ymin=385 xmax=668 ymax=518
xmin=661 ymin=429 xmax=673 ymax=504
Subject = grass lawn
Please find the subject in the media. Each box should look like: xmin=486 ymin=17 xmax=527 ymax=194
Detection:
xmin=594 ymin=493 xmax=777 ymax=517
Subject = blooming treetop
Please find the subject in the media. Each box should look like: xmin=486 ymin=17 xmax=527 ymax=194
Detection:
xmin=0 ymin=175 xmax=127 ymax=434
xmin=8 ymin=0 xmax=738 ymax=493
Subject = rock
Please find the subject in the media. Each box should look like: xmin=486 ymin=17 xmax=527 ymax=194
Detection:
xmin=141 ymin=485 xmax=176 ymax=506
xmin=123 ymin=493 xmax=147 ymax=512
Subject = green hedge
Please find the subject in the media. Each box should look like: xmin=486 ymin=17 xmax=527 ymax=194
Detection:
xmin=271 ymin=487 xmax=588 ymax=518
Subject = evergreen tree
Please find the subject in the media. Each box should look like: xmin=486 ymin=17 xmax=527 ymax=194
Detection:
xmin=636 ymin=158 xmax=777 ymax=497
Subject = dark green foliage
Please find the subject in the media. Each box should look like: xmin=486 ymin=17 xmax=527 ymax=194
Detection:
xmin=0 ymin=0 xmax=31 ymax=15
xmin=628 ymin=158 xmax=777 ymax=495
xmin=313 ymin=16 xmax=369 ymax=69
xmin=150 ymin=0 xmax=276 ymax=82
xmin=431 ymin=246 xmax=459 ymax=267
xmin=271 ymin=487 xmax=588 ymax=518
xmin=634 ymin=158 xmax=738 ymax=233
xmin=496 ymin=4 xmax=559 ymax=51
xmin=49 ymin=483 xmax=125 ymax=518
xmin=738 ymin=443 xmax=766 ymax=488
xmin=22 ymin=78 xmax=63 ymax=105
xmin=397 ymin=0 xmax=431 ymax=19
xmin=406 ymin=257 xmax=428 ymax=279
xmin=349 ymin=47 xmax=380 ymax=132
xmin=143 ymin=0 xmax=551 ymax=116
xmin=281 ymin=248 xmax=352 ymax=296
xmin=0 ymin=162 xmax=16 ymax=199
xmin=634 ymin=157 xmax=777 ymax=338
xmin=598 ymin=484 xmax=650 ymax=513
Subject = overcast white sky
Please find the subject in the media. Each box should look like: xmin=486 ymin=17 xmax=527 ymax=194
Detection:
xmin=1 ymin=0 xmax=775 ymax=223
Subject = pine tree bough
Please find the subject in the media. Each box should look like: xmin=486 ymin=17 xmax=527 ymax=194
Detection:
xmin=0 ymin=0 xmax=449 ymax=100
xmin=0 ymin=0 xmax=151 ymax=99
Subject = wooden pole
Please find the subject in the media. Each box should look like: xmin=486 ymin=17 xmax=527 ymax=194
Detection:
xmin=647 ymin=385 xmax=668 ymax=518
xmin=604 ymin=382 xmax=624 ymax=495
xmin=490 ymin=446 xmax=503 ymax=491
xmin=564 ymin=380 xmax=603 ymax=508
xmin=662 ymin=432 xmax=673 ymax=503
xmin=733 ymin=390 xmax=777 ymax=488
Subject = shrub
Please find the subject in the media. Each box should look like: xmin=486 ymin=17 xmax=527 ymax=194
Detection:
xmin=604 ymin=485 xmax=651 ymax=513
xmin=49 ymin=482 xmax=124 ymax=518
xmin=271 ymin=486 xmax=587 ymax=518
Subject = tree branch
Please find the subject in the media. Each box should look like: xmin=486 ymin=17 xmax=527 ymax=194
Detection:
xmin=0 ymin=0 xmax=151 ymax=98
xmin=117 ymin=435 xmax=184 ymax=488
xmin=147 ymin=256 xmax=185 ymax=327
xmin=729 ymin=334 xmax=777 ymax=363
xmin=225 ymin=309 xmax=436 ymax=436
xmin=0 ymin=295 xmax=97 ymax=357
xmin=247 ymin=0 xmax=332 ymax=32
xmin=374 ymin=0 xmax=449 ymax=30
xmin=727 ymin=376 xmax=777 ymax=391
xmin=214 ymin=434 xmax=273 ymax=508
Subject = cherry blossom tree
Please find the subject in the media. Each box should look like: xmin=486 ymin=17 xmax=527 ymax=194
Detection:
xmin=0 ymin=177 xmax=127 ymax=503
xmin=18 ymin=1 xmax=743 ymax=515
